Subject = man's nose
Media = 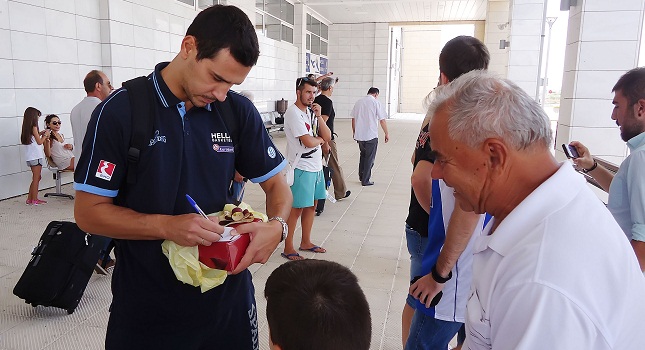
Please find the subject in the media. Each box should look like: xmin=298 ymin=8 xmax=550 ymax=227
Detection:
xmin=430 ymin=162 xmax=442 ymax=180
xmin=213 ymin=84 xmax=233 ymax=102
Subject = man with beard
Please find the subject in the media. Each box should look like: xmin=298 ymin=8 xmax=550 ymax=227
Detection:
xmin=569 ymin=67 xmax=645 ymax=272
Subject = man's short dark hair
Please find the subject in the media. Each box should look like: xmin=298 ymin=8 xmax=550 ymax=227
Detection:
xmin=186 ymin=5 xmax=260 ymax=67
xmin=296 ymin=77 xmax=318 ymax=91
xmin=320 ymin=77 xmax=334 ymax=91
xmin=83 ymin=70 xmax=103 ymax=93
xmin=265 ymin=260 xmax=372 ymax=350
xmin=613 ymin=67 xmax=645 ymax=105
xmin=367 ymin=87 xmax=379 ymax=95
xmin=439 ymin=35 xmax=490 ymax=82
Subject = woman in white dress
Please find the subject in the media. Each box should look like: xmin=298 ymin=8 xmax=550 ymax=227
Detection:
xmin=20 ymin=107 xmax=50 ymax=205
xmin=44 ymin=114 xmax=75 ymax=171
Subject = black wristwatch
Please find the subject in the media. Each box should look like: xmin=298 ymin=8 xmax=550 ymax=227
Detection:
xmin=269 ymin=216 xmax=288 ymax=242
xmin=431 ymin=264 xmax=452 ymax=283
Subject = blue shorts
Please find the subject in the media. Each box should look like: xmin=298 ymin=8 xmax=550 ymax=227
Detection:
xmin=405 ymin=224 xmax=429 ymax=308
xmin=291 ymin=168 xmax=326 ymax=208
xmin=405 ymin=312 xmax=462 ymax=350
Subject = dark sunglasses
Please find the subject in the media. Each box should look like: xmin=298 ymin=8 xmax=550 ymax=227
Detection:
xmin=296 ymin=76 xmax=317 ymax=89
xmin=51 ymin=121 xmax=62 ymax=125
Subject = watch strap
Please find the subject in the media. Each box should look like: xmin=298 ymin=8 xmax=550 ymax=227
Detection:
xmin=268 ymin=216 xmax=287 ymax=242
xmin=431 ymin=264 xmax=452 ymax=283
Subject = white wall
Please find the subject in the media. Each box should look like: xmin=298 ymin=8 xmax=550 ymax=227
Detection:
xmin=485 ymin=0 xmax=511 ymax=77
xmin=327 ymin=22 xmax=389 ymax=119
xmin=555 ymin=0 xmax=645 ymax=165
xmin=0 ymin=0 xmax=300 ymax=200
xmin=507 ymin=0 xmax=546 ymax=96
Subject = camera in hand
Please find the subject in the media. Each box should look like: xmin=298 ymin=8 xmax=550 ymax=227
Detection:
xmin=410 ymin=275 xmax=443 ymax=307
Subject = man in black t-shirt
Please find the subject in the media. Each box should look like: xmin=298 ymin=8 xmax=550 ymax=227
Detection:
xmin=314 ymin=77 xmax=350 ymax=215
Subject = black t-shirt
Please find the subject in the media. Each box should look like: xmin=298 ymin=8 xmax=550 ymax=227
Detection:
xmin=314 ymin=94 xmax=335 ymax=139
xmin=405 ymin=122 xmax=435 ymax=236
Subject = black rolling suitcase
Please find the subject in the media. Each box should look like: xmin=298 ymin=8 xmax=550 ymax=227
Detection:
xmin=13 ymin=221 xmax=103 ymax=314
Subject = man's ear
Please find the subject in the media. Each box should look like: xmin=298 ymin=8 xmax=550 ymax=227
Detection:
xmin=635 ymin=99 xmax=645 ymax=118
xmin=483 ymin=138 xmax=508 ymax=173
xmin=439 ymin=72 xmax=450 ymax=86
xmin=180 ymin=35 xmax=197 ymax=60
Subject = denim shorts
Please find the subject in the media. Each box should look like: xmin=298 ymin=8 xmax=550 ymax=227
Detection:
xmin=26 ymin=158 xmax=45 ymax=167
xmin=405 ymin=224 xmax=429 ymax=307
xmin=405 ymin=312 xmax=463 ymax=350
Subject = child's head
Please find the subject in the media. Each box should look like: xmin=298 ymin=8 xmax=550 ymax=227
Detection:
xmin=264 ymin=260 xmax=372 ymax=350
xmin=20 ymin=107 xmax=41 ymax=145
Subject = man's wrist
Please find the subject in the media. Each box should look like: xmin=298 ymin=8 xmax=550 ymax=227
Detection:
xmin=430 ymin=264 xmax=452 ymax=283
xmin=583 ymin=160 xmax=598 ymax=173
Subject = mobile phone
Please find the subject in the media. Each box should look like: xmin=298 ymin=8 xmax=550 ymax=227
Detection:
xmin=410 ymin=275 xmax=443 ymax=307
xmin=562 ymin=144 xmax=579 ymax=159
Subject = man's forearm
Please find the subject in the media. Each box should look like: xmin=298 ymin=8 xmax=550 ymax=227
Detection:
xmin=260 ymin=175 xmax=293 ymax=220
xmin=434 ymin=204 xmax=480 ymax=277
xmin=587 ymin=164 xmax=614 ymax=192
xmin=380 ymin=119 xmax=388 ymax=134
xmin=632 ymin=240 xmax=645 ymax=272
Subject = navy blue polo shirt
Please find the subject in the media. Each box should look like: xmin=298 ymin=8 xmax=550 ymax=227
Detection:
xmin=74 ymin=62 xmax=286 ymax=347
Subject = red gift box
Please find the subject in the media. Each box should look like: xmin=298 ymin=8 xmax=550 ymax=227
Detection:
xmin=198 ymin=233 xmax=251 ymax=271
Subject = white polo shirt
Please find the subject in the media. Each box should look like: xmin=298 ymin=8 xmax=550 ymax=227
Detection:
xmin=465 ymin=162 xmax=645 ymax=350
xmin=350 ymin=95 xmax=386 ymax=141
xmin=70 ymin=96 xmax=101 ymax=167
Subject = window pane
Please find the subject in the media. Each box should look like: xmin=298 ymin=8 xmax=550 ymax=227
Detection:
xmin=312 ymin=18 xmax=320 ymax=36
xmin=177 ymin=0 xmax=195 ymax=6
xmin=255 ymin=12 xmax=264 ymax=35
xmin=282 ymin=1 xmax=294 ymax=25
xmin=311 ymin=35 xmax=320 ymax=55
xmin=198 ymin=0 xmax=214 ymax=8
xmin=306 ymin=34 xmax=311 ymax=51
xmin=321 ymin=23 xmax=328 ymax=39
xmin=321 ymin=40 xmax=327 ymax=56
xmin=266 ymin=0 xmax=281 ymax=18
xmin=282 ymin=24 xmax=293 ymax=43
xmin=307 ymin=14 xmax=313 ymax=32
xmin=266 ymin=15 xmax=281 ymax=41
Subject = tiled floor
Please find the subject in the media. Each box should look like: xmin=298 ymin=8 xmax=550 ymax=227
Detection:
xmin=0 ymin=117 xmax=426 ymax=350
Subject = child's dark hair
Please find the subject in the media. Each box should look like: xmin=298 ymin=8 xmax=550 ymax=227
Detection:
xmin=265 ymin=260 xmax=372 ymax=350
xmin=20 ymin=107 xmax=41 ymax=145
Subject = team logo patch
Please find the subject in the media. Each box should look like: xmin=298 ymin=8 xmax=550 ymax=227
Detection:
xmin=213 ymin=144 xmax=234 ymax=153
xmin=95 ymin=160 xmax=116 ymax=181
xmin=267 ymin=146 xmax=276 ymax=158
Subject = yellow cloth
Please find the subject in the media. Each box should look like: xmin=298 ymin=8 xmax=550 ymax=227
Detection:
xmin=161 ymin=202 xmax=267 ymax=293
xmin=161 ymin=241 xmax=227 ymax=293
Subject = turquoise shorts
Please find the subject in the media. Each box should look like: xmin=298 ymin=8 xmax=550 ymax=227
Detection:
xmin=291 ymin=168 xmax=327 ymax=208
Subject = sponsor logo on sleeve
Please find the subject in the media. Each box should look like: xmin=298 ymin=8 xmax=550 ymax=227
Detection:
xmin=96 ymin=160 xmax=116 ymax=181
xmin=267 ymin=146 xmax=276 ymax=158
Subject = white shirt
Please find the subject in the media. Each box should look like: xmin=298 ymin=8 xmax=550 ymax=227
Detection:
xmin=283 ymin=103 xmax=322 ymax=172
xmin=465 ymin=163 xmax=645 ymax=350
xmin=607 ymin=131 xmax=645 ymax=242
xmin=350 ymin=95 xmax=386 ymax=141
xmin=70 ymin=96 xmax=101 ymax=167
xmin=434 ymin=180 xmax=484 ymax=323
xmin=21 ymin=135 xmax=45 ymax=162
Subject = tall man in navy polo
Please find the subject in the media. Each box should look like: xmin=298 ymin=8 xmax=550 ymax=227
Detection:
xmin=73 ymin=5 xmax=292 ymax=350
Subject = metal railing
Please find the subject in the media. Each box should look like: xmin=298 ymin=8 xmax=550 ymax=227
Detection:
xmin=576 ymin=157 xmax=619 ymax=191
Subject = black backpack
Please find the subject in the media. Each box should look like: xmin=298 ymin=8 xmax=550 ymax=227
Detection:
xmin=121 ymin=76 xmax=240 ymax=185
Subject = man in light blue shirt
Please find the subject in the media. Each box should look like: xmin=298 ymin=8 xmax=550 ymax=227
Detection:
xmin=570 ymin=67 xmax=645 ymax=271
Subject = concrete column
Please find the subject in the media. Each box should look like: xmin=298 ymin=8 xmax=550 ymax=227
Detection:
xmin=484 ymin=0 xmax=511 ymax=78
xmin=555 ymin=0 xmax=645 ymax=164
xmin=507 ymin=0 xmax=546 ymax=96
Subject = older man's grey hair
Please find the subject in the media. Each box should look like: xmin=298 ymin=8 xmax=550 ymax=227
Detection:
xmin=320 ymin=77 xmax=334 ymax=91
xmin=429 ymin=70 xmax=552 ymax=150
